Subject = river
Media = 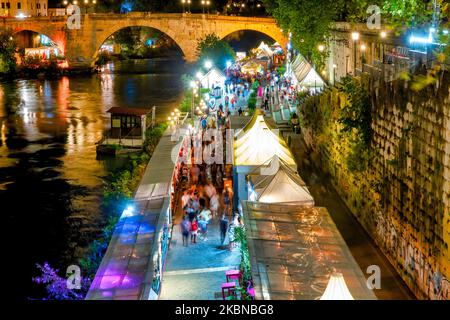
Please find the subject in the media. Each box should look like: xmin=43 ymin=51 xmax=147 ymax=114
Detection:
xmin=0 ymin=58 xmax=187 ymax=300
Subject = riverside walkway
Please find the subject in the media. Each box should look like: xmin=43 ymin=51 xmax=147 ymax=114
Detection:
xmin=86 ymin=126 xmax=185 ymax=300
xmin=159 ymin=115 xmax=250 ymax=300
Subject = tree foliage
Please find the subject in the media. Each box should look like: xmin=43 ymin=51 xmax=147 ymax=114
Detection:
xmin=0 ymin=29 xmax=17 ymax=74
xmin=261 ymin=0 xmax=339 ymax=69
xmin=196 ymin=33 xmax=236 ymax=70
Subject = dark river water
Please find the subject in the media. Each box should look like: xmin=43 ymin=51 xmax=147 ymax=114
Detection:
xmin=0 ymin=58 xmax=186 ymax=300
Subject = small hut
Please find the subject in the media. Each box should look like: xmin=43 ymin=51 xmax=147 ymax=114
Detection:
xmin=97 ymin=107 xmax=150 ymax=155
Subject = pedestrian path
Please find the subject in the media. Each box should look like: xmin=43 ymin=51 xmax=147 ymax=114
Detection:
xmin=159 ymin=218 xmax=241 ymax=300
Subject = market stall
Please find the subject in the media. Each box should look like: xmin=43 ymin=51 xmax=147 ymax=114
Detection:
xmin=240 ymin=59 xmax=265 ymax=75
xmin=233 ymin=110 xmax=296 ymax=205
xmin=286 ymin=54 xmax=326 ymax=93
xmin=247 ymin=157 xmax=314 ymax=206
xmin=241 ymin=201 xmax=378 ymax=300
xmin=200 ymin=67 xmax=226 ymax=91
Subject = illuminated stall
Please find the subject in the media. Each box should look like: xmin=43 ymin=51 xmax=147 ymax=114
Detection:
xmin=247 ymin=157 xmax=314 ymax=206
xmin=286 ymin=54 xmax=326 ymax=93
xmin=320 ymin=272 xmax=355 ymax=300
xmin=241 ymin=201 xmax=377 ymax=300
xmin=200 ymin=67 xmax=226 ymax=91
xmin=233 ymin=110 xmax=296 ymax=205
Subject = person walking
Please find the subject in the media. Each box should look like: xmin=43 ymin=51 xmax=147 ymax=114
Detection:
xmin=190 ymin=217 xmax=199 ymax=244
xmin=223 ymin=188 xmax=232 ymax=217
xmin=220 ymin=214 xmax=229 ymax=245
xmin=181 ymin=215 xmax=191 ymax=247
xmin=198 ymin=206 xmax=212 ymax=241
xmin=210 ymin=193 xmax=219 ymax=219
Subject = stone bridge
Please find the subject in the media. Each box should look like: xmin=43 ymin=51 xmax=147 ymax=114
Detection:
xmin=0 ymin=13 xmax=286 ymax=69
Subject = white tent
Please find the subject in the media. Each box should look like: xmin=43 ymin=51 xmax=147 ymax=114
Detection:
xmin=234 ymin=111 xmax=296 ymax=167
xmin=200 ymin=67 xmax=226 ymax=90
xmin=320 ymin=272 xmax=355 ymax=300
xmin=256 ymin=41 xmax=274 ymax=58
xmin=248 ymin=157 xmax=314 ymax=205
xmin=287 ymin=54 xmax=326 ymax=91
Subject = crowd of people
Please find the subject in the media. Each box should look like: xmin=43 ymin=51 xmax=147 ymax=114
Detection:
xmin=176 ymin=56 xmax=303 ymax=252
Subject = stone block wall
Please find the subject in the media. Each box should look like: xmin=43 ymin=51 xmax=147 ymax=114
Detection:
xmin=301 ymin=73 xmax=450 ymax=300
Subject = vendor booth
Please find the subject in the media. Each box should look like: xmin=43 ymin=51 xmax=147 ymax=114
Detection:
xmin=233 ymin=110 xmax=296 ymax=206
xmin=286 ymin=54 xmax=326 ymax=93
xmin=240 ymin=59 xmax=265 ymax=75
xmin=200 ymin=67 xmax=226 ymax=91
xmin=255 ymin=41 xmax=274 ymax=59
xmin=247 ymin=157 xmax=314 ymax=206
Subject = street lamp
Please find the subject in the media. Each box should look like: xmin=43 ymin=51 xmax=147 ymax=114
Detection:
xmin=201 ymin=0 xmax=210 ymax=14
xmin=351 ymin=32 xmax=360 ymax=75
xmin=205 ymin=60 xmax=213 ymax=70
xmin=360 ymin=44 xmax=366 ymax=71
xmin=190 ymin=81 xmax=198 ymax=118
xmin=318 ymin=44 xmax=325 ymax=52
xmin=333 ymin=64 xmax=337 ymax=84
xmin=380 ymin=31 xmax=387 ymax=63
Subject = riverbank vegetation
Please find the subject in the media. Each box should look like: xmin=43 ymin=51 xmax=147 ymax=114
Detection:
xmin=0 ymin=30 xmax=17 ymax=76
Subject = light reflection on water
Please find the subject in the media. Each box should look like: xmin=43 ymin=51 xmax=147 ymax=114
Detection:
xmin=0 ymin=58 xmax=186 ymax=299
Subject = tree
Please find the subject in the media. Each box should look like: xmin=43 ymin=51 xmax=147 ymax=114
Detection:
xmin=0 ymin=29 xmax=17 ymax=75
xmin=261 ymin=0 xmax=339 ymax=69
xmin=196 ymin=33 xmax=236 ymax=70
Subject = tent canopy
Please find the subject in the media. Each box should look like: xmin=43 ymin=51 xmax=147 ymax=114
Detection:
xmin=320 ymin=272 xmax=355 ymax=300
xmin=234 ymin=110 xmax=296 ymax=167
xmin=248 ymin=157 xmax=314 ymax=205
xmin=241 ymin=59 xmax=265 ymax=74
xmin=256 ymin=41 xmax=274 ymax=58
xmin=200 ymin=67 xmax=226 ymax=89
xmin=287 ymin=54 xmax=326 ymax=89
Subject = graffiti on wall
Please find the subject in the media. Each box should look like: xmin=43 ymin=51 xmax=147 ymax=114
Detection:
xmin=374 ymin=210 xmax=449 ymax=300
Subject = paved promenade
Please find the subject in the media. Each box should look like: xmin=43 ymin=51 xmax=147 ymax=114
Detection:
xmin=159 ymin=218 xmax=241 ymax=300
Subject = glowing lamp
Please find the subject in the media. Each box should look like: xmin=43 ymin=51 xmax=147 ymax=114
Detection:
xmin=320 ymin=272 xmax=354 ymax=300
xmin=205 ymin=60 xmax=213 ymax=69
xmin=226 ymin=61 xmax=232 ymax=68
xmin=360 ymin=44 xmax=366 ymax=51
xmin=351 ymin=32 xmax=360 ymax=41
xmin=318 ymin=44 xmax=325 ymax=52
xmin=121 ymin=205 xmax=135 ymax=219
xmin=196 ymin=72 xmax=203 ymax=79
xmin=380 ymin=31 xmax=387 ymax=38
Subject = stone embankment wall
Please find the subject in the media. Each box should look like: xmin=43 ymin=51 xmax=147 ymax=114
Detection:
xmin=300 ymin=73 xmax=450 ymax=300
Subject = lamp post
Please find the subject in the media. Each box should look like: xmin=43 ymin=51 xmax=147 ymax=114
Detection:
xmin=380 ymin=31 xmax=387 ymax=81
xmin=351 ymin=31 xmax=360 ymax=75
xmin=190 ymin=81 xmax=198 ymax=119
xmin=181 ymin=0 xmax=185 ymax=13
xmin=333 ymin=64 xmax=337 ymax=85
xmin=201 ymin=0 xmax=208 ymax=14
xmin=360 ymin=43 xmax=366 ymax=72
xmin=83 ymin=0 xmax=96 ymax=14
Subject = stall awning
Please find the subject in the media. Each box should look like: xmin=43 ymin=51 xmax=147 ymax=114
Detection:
xmin=248 ymin=157 xmax=314 ymax=205
xmin=200 ymin=67 xmax=226 ymax=89
xmin=287 ymin=54 xmax=326 ymax=88
xmin=241 ymin=201 xmax=378 ymax=300
xmin=256 ymin=41 xmax=274 ymax=58
xmin=234 ymin=110 xmax=296 ymax=167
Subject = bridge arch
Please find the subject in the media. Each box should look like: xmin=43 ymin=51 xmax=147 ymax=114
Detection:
xmin=93 ymin=24 xmax=188 ymax=62
xmin=217 ymin=26 xmax=287 ymax=51
xmin=11 ymin=27 xmax=66 ymax=56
